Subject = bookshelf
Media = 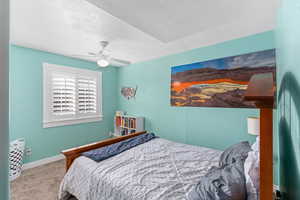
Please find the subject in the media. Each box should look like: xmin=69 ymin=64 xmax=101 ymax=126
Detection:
xmin=114 ymin=115 xmax=144 ymax=137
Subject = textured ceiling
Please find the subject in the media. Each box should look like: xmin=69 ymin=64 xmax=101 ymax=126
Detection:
xmin=87 ymin=0 xmax=245 ymax=42
xmin=10 ymin=0 xmax=278 ymax=65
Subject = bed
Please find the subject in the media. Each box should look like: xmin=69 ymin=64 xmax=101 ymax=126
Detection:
xmin=59 ymin=73 xmax=275 ymax=200
xmin=59 ymin=137 xmax=221 ymax=200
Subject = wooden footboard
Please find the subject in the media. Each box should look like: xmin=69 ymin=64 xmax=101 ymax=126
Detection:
xmin=61 ymin=131 xmax=147 ymax=171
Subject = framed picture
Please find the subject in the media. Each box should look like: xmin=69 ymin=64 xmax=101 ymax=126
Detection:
xmin=171 ymin=49 xmax=276 ymax=108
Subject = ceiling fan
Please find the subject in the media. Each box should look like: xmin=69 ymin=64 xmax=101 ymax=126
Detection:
xmin=73 ymin=41 xmax=131 ymax=67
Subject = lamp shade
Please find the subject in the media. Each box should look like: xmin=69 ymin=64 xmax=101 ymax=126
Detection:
xmin=247 ymin=117 xmax=260 ymax=136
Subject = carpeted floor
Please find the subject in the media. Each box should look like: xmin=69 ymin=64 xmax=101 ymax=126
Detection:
xmin=10 ymin=159 xmax=77 ymax=200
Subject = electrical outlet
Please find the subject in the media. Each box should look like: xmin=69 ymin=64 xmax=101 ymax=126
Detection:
xmin=25 ymin=147 xmax=32 ymax=156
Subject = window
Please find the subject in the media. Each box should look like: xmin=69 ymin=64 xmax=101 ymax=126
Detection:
xmin=43 ymin=63 xmax=102 ymax=128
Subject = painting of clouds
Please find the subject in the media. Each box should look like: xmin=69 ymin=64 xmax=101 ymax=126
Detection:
xmin=171 ymin=49 xmax=276 ymax=108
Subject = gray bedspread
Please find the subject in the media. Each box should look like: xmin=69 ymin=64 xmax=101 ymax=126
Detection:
xmin=58 ymin=138 xmax=221 ymax=200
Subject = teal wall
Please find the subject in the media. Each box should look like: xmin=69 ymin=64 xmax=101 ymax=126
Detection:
xmin=117 ymin=31 xmax=279 ymax=183
xmin=277 ymin=0 xmax=300 ymax=198
xmin=9 ymin=45 xmax=117 ymax=163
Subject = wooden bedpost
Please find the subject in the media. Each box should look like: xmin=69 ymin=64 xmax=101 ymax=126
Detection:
xmin=245 ymin=73 xmax=275 ymax=200
xmin=260 ymin=108 xmax=273 ymax=200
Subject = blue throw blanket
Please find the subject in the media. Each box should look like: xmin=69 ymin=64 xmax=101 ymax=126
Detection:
xmin=82 ymin=133 xmax=157 ymax=162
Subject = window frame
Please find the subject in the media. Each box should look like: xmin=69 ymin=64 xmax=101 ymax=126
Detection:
xmin=43 ymin=63 xmax=103 ymax=128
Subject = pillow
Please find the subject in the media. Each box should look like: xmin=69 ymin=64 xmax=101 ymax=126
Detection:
xmin=251 ymin=137 xmax=260 ymax=152
xmin=188 ymin=160 xmax=247 ymax=200
xmin=244 ymin=137 xmax=260 ymax=200
xmin=82 ymin=133 xmax=156 ymax=162
xmin=219 ymin=141 xmax=252 ymax=167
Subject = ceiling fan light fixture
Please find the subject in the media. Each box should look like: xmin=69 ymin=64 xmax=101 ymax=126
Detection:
xmin=97 ymin=59 xmax=109 ymax=67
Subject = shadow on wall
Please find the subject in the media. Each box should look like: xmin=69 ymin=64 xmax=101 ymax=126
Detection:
xmin=278 ymin=72 xmax=300 ymax=199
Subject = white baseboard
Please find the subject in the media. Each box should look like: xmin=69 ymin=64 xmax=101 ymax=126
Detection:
xmin=22 ymin=154 xmax=64 ymax=171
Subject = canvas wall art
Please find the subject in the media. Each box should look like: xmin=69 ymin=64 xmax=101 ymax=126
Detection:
xmin=171 ymin=49 xmax=276 ymax=108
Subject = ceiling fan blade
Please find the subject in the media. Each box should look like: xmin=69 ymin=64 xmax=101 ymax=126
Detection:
xmin=72 ymin=54 xmax=96 ymax=57
xmin=71 ymin=54 xmax=99 ymax=59
xmin=110 ymin=57 xmax=131 ymax=66
xmin=88 ymin=52 xmax=97 ymax=56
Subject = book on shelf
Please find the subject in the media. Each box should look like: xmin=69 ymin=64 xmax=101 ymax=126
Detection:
xmin=114 ymin=115 xmax=144 ymax=136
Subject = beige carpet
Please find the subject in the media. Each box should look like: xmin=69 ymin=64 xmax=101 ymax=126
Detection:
xmin=10 ymin=159 xmax=76 ymax=200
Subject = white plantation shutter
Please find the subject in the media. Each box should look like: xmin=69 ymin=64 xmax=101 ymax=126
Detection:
xmin=52 ymin=76 xmax=76 ymax=116
xmin=43 ymin=63 xmax=102 ymax=128
xmin=78 ymin=78 xmax=97 ymax=114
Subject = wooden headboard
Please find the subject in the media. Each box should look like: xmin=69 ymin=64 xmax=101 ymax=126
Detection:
xmin=244 ymin=72 xmax=275 ymax=200
xmin=61 ymin=131 xmax=147 ymax=171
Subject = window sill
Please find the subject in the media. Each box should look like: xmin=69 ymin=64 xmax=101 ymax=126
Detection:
xmin=43 ymin=116 xmax=103 ymax=128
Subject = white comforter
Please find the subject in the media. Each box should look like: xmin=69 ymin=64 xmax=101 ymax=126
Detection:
xmin=59 ymin=138 xmax=221 ymax=200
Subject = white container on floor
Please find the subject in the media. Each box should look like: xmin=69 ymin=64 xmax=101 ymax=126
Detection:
xmin=9 ymin=138 xmax=25 ymax=181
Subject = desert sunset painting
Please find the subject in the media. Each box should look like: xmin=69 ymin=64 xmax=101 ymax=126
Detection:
xmin=171 ymin=49 xmax=276 ymax=108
